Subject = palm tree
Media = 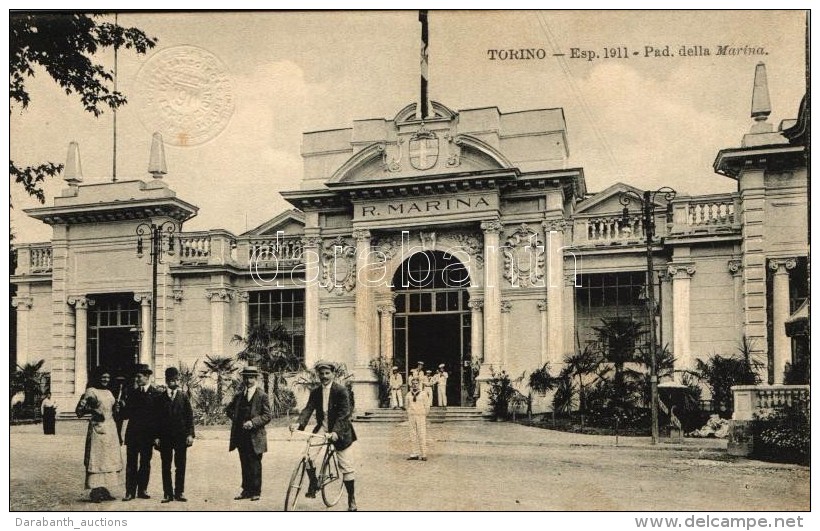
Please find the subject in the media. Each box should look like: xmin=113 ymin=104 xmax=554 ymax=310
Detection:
xmin=199 ymin=355 xmax=237 ymax=406
xmin=177 ymin=360 xmax=200 ymax=398
xmin=12 ymin=359 xmax=47 ymax=406
xmin=232 ymin=322 xmax=301 ymax=394
xmin=562 ymin=345 xmax=601 ymax=414
xmin=592 ymin=317 xmax=646 ymax=409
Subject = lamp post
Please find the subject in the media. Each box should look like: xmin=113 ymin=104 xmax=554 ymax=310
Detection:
xmin=135 ymin=221 xmax=177 ymax=364
xmin=619 ymin=186 xmax=676 ymax=445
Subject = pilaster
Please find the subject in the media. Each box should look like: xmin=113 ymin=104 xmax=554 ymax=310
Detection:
xmin=769 ymin=257 xmax=797 ymax=384
xmin=668 ymin=263 xmax=695 ymax=373
xmin=68 ymin=295 xmax=95 ymax=394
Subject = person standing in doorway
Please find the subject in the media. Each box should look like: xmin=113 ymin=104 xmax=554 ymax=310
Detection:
xmin=423 ymin=370 xmax=435 ymax=407
xmin=156 ymin=367 xmax=195 ymax=503
xmin=291 ymin=360 xmax=358 ymax=511
xmin=410 ymin=361 xmax=425 ymax=387
xmin=436 ymin=364 xmax=449 ymax=408
xmin=389 ymin=366 xmax=404 ymax=409
xmin=41 ymin=392 xmax=57 ymax=435
xmin=121 ymin=364 xmax=161 ymax=501
xmin=226 ymin=366 xmax=272 ymax=502
xmin=405 ymin=377 xmax=430 ymax=461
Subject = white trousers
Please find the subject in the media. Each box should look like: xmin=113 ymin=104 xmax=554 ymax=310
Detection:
xmin=408 ymin=415 xmax=428 ymax=458
xmin=390 ymin=389 xmax=404 ymax=408
xmin=437 ymin=384 xmax=447 ymax=407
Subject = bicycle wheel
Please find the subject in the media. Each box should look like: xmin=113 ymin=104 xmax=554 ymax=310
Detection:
xmin=320 ymin=450 xmax=345 ymax=507
xmin=284 ymin=458 xmax=307 ymax=511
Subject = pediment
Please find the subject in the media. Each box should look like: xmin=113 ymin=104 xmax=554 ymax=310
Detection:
xmin=575 ymin=182 xmax=668 ymax=216
xmin=242 ymin=209 xmax=305 ymax=236
xmin=328 ymin=134 xmax=511 ymax=185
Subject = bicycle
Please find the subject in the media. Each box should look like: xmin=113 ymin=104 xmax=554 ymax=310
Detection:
xmin=284 ymin=431 xmax=344 ymax=511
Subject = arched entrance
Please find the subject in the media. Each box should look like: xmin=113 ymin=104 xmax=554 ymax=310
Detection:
xmin=391 ymin=251 xmax=472 ymax=406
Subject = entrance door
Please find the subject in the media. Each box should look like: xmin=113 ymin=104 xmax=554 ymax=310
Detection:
xmin=392 ymin=251 xmax=472 ymax=406
xmin=407 ymin=314 xmax=462 ymax=406
xmin=88 ymin=294 xmax=140 ymax=392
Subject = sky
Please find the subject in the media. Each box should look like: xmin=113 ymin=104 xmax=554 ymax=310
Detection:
xmin=9 ymin=10 xmax=808 ymax=243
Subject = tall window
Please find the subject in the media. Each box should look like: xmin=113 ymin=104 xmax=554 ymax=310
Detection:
xmin=575 ymin=271 xmax=650 ymax=351
xmin=249 ymin=290 xmax=305 ymax=362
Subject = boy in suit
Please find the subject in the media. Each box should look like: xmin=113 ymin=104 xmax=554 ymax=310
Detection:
xmin=121 ymin=363 xmax=161 ymax=501
xmin=226 ymin=366 xmax=272 ymax=502
xmin=155 ymin=367 xmax=195 ymax=503
xmin=290 ymin=360 xmax=358 ymax=511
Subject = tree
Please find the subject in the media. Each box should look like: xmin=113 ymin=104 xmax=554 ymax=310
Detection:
xmin=592 ymin=317 xmax=646 ymax=409
xmin=11 ymin=359 xmax=47 ymax=406
xmin=231 ymin=322 xmax=301 ymax=394
xmin=199 ymin=355 xmax=237 ymax=406
xmin=9 ymin=13 xmax=157 ymax=203
xmin=562 ymin=345 xmax=601 ymax=414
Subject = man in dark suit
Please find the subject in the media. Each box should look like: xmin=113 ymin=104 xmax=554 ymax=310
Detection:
xmin=155 ymin=367 xmax=195 ymax=503
xmin=290 ymin=360 xmax=358 ymax=511
xmin=226 ymin=366 xmax=272 ymax=502
xmin=121 ymin=363 xmax=161 ymax=501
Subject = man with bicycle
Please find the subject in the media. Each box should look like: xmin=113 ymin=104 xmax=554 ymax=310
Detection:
xmin=290 ymin=360 xmax=358 ymax=511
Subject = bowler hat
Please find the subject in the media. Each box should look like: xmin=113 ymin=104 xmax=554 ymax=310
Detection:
xmin=134 ymin=363 xmax=153 ymax=376
xmin=240 ymin=366 xmax=260 ymax=377
xmin=165 ymin=366 xmax=180 ymax=380
xmin=314 ymin=360 xmax=336 ymax=371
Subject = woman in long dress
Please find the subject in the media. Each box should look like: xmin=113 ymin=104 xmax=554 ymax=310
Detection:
xmin=76 ymin=372 xmax=123 ymax=503
xmin=41 ymin=392 xmax=57 ymax=435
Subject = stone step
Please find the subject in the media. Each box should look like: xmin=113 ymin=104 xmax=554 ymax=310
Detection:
xmin=354 ymin=407 xmax=489 ymax=423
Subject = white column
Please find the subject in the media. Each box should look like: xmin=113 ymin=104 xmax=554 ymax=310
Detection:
xmin=728 ymin=260 xmax=744 ymax=343
xmin=11 ymin=297 xmax=33 ymax=367
xmin=353 ymin=229 xmax=378 ymax=411
xmin=770 ymin=258 xmax=796 ymax=384
xmin=668 ymin=263 xmax=695 ymax=373
xmin=205 ymin=288 xmax=234 ymax=357
xmin=537 ymin=300 xmax=548 ymax=365
xmin=68 ymin=296 xmax=94 ymax=394
xmin=544 ymin=219 xmax=566 ymax=364
xmin=134 ymin=293 xmax=152 ymax=365
xmin=481 ymin=220 xmax=503 ymax=370
xmin=377 ymin=304 xmax=396 ymax=366
xmin=468 ymin=298 xmax=484 ymax=365
xmin=302 ymin=235 xmax=322 ymax=369
xmin=237 ymin=291 xmax=250 ymax=337
xmin=353 ymin=229 xmax=375 ymax=368
xmin=500 ymin=300 xmax=512 ymax=367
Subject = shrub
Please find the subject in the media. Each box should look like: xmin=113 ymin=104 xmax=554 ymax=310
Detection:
xmin=487 ymin=369 xmax=525 ymax=420
xmin=193 ymin=387 xmax=229 ymax=425
xmin=270 ymin=386 xmax=297 ymax=418
xmin=754 ymin=401 xmax=810 ymax=465
xmin=691 ymin=338 xmax=762 ymax=418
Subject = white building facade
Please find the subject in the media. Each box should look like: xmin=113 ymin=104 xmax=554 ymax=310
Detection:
xmin=11 ymin=65 xmax=808 ymax=412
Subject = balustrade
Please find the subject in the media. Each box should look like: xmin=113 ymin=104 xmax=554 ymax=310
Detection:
xmin=583 ymin=215 xmax=645 ymax=243
xmin=29 ymin=245 xmax=53 ymax=273
xmin=688 ymin=199 xmax=735 ymax=226
xmin=731 ymin=384 xmax=810 ymax=421
xmin=177 ymin=233 xmax=211 ymax=262
xmin=247 ymin=236 xmax=304 ymax=264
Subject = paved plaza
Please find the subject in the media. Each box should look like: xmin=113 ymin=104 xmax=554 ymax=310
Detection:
xmin=10 ymin=420 xmax=809 ymax=511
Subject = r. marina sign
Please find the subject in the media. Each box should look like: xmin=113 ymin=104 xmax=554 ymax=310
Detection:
xmin=354 ymin=193 xmax=498 ymax=224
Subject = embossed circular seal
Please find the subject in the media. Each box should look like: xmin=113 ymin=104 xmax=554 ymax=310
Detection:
xmin=135 ymin=45 xmax=235 ymax=147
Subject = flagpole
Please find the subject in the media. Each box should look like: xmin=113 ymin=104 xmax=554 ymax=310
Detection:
xmin=418 ymin=10 xmax=429 ymax=120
